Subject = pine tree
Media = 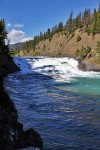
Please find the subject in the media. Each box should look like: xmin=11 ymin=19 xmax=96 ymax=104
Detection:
xmin=76 ymin=12 xmax=82 ymax=28
xmin=98 ymin=2 xmax=100 ymax=13
xmin=52 ymin=25 xmax=58 ymax=34
xmin=82 ymin=9 xmax=91 ymax=31
xmin=0 ymin=19 xmax=7 ymax=47
xmin=57 ymin=22 xmax=63 ymax=32
xmin=39 ymin=32 xmax=43 ymax=41
xmin=90 ymin=6 xmax=100 ymax=34
xmin=96 ymin=12 xmax=100 ymax=33
xmin=66 ymin=11 xmax=73 ymax=34
xmin=90 ymin=9 xmax=97 ymax=34
xmin=45 ymin=28 xmax=52 ymax=40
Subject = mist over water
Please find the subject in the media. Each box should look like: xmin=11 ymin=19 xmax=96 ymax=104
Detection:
xmin=4 ymin=57 xmax=100 ymax=150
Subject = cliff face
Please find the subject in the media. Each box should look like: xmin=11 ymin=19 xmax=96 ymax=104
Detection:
xmin=18 ymin=30 xmax=100 ymax=66
xmin=0 ymin=49 xmax=19 ymax=76
xmin=33 ymin=30 xmax=100 ymax=58
xmin=0 ymin=48 xmax=43 ymax=149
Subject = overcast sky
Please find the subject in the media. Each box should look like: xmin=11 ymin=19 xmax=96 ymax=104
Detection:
xmin=0 ymin=0 xmax=100 ymax=44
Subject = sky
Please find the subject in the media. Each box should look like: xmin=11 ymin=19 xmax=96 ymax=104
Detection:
xmin=0 ymin=0 xmax=100 ymax=44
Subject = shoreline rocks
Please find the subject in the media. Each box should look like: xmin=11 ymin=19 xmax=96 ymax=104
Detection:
xmin=0 ymin=49 xmax=43 ymax=149
xmin=77 ymin=58 xmax=100 ymax=72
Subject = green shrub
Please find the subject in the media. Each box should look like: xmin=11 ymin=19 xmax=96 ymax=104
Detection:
xmin=96 ymin=42 xmax=100 ymax=52
xmin=87 ymin=46 xmax=91 ymax=51
xmin=70 ymin=33 xmax=75 ymax=39
xmin=43 ymin=43 xmax=46 ymax=51
xmin=38 ymin=45 xmax=40 ymax=49
xmin=75 ymin=49 xmax=80 ymax=56
xmin=75 ymin=45 xmax=91 ymax=59
xmin=76 ymin=35 xmax=81 ymax=42
xmin=96 ymin=41 xmax=100 ymax=59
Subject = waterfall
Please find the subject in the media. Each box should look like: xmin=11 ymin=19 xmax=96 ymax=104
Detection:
xmin=13 ymin=57 xmax=100 ymax=81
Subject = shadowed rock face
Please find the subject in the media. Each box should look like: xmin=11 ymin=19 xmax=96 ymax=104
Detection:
xmin=77 ymin=58 xmax=100 ymax=72
xmin=0 ymin=48 xmax=43 ymax=149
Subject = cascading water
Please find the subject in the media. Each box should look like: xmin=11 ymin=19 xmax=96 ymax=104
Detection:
xmin=13 ymin=56 xmax=100 ymax=81
xmin=4 ymin=57 xmax=100 ymax=150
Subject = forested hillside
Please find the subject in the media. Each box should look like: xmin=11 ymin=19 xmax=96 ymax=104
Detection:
xmin=13 ymin=3 xmax=100 ymax=64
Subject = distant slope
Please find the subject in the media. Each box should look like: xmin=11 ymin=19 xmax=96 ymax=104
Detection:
xmin=13 ymin=3 xmax=100 ymax=65
xmin=9 ymin=42 xmax=24 ymax=50
xmin=31 ymin=29 xmax=100 ymax=57
xmin=17 ymin=29 xmax=100 ymax=64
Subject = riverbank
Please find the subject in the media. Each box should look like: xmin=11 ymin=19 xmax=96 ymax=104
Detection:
xmin=5 ymin=56 xmax=100 ymax=150
xmin=77 ymin=58 xmax=100 ymax=72
xmin=0 ymin=48 xmax=43 ymax=149
xmin=14 ymin=29 xmax=100 ymax=69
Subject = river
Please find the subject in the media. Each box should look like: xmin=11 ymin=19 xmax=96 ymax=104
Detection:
xmin=4 ymin=57 xmax=100 ymax=150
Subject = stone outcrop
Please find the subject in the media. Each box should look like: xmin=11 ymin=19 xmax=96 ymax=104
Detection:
xmin=0 ymin=48 xmax=43 ymax=149
xmin=18 ymin=30 xmax=100 ymax=59
xmin=77 ymin=58 xmax=100 ymax=72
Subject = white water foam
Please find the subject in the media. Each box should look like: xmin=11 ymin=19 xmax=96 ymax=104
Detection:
xmin=13 ymin=57 xmax=100 ymax=82
xmin=13 ymin=57 xmax=32 ymax=73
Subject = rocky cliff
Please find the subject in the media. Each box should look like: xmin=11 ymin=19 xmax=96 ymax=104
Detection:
xmin=17 ymin=29 xmax=100 ymax=71
xmin=33 ymin=29 xmax=100 ymax=58
xmin=0 ymin=47 xmax=43 ymax=149
xmin=17 ymin=30 xmax=100 ymax=65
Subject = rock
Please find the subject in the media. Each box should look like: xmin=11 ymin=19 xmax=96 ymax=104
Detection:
xmin=0 ymin=48 xmax=43 ymax=149
xmin=15 ymin=127 xmax=43 ymax=149
xmin=13 ymin=123 xmax=43 ymax=150
xmin=77 ymin=58 xmax=100 ymax=72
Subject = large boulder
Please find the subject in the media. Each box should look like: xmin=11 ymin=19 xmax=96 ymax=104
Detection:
xmin=77 ymin=58 xmax=100 ymax=72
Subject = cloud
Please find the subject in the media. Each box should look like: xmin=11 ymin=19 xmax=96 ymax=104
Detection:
xmin=21 ymin=37 xmax=33 ymax=42
xmin=7 ymin=23 xmax=12 ymax=27
xmin=13 ymin=24 xmax=24 ymax=28
xmin=8 ymin=29 xmax=32 ymax=44
xmin=7 ymin=23 xmax=24 ymax=28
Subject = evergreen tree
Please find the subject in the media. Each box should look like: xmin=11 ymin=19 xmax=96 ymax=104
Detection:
xmin=82 ymin=9 xmax=91 ymax=31
xmin=47 ymin=28 xmax=51 ymax=35
xmin=76 ymin=12 xmax=82 ymax=28
xmin=0 ymin=19 xmax=7 ymax=47
xmin=90 ymin=7 xmax=100 ymax=34
xmin=14 ymin=3 xmax=100 ymax=55
xmin=52 ymin=25 xmax=58 ymax=34
xmin=39 ymin=32 xmax=43 ymax=41
xmin=98 ymin=2 xmax=100 ymax=13
xmin=96 ymin=11 xmax=100 ymax=33
xmin=45 ymin=28 xmax=51 ymax=39
xmin=90 ymin=9 xmax=97 ymax=34
xmin=57 ymin=22 xmax=63 ymax=32
xmin=66 ymin=11 xmax=73 ymax=34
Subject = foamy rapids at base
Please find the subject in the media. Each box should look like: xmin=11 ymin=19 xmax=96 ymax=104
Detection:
xmin=13 ymin=57 xmax=100 ymax=82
